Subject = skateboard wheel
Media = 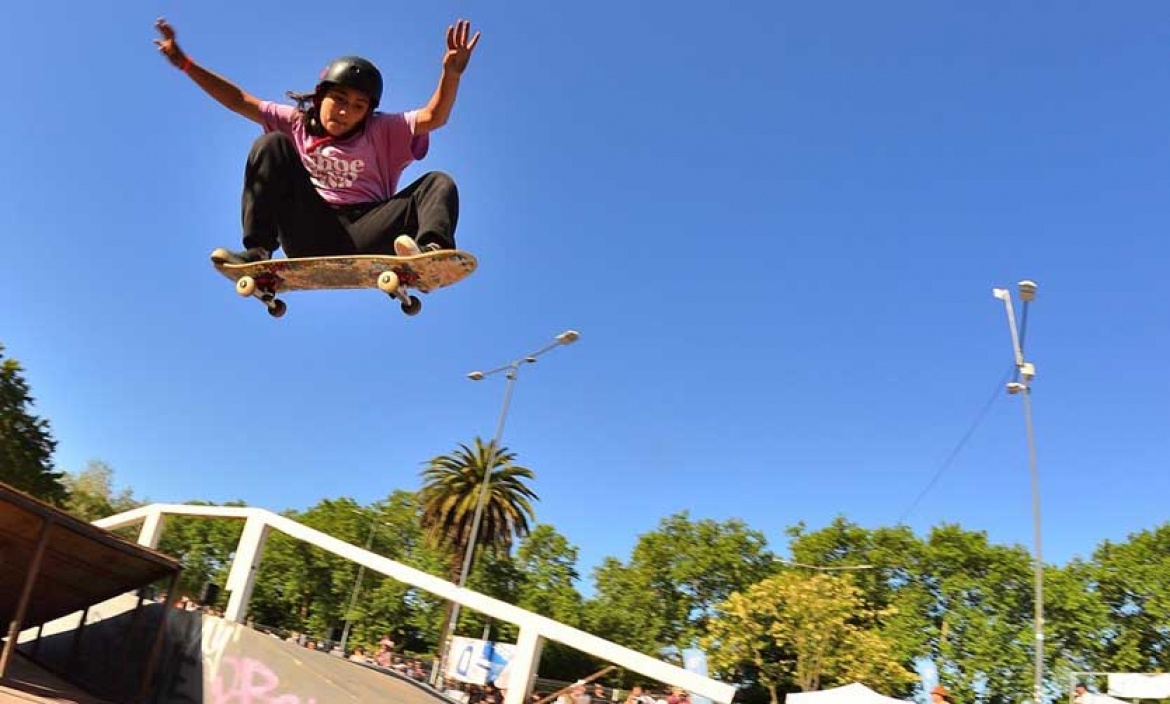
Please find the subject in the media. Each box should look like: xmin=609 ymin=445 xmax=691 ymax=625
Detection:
xmin=401 ymin=295 xmax=422 ymax=316
xmin=267 ymin=299 xmax=287 ymax=318
xmin=377 ymin=270 xmax=400 ymax=293
xmin=236 ymin=276 xmax=257 ymax=297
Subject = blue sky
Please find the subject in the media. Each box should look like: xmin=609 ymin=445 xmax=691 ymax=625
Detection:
xmin=2 ymin=1 xmax=1169 ymax=587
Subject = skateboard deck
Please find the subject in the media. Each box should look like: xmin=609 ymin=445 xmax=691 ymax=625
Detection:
xmin=212 ymin=250 xmax=477 ymax=318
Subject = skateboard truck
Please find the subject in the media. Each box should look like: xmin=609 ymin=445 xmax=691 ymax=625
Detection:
xmin=232 ymin=270 xmax=420 ymax=318
xmin=376 ymin=271 xmax=422 ymax=316
xmin=235 ymin=275 xmax=288 ymax=318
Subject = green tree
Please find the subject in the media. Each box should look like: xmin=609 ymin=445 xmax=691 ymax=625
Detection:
xmin=418 ymin=438 xmax=538 ymax=648
xmin=1091 ymin=523 xmax=1170 ymax=672
xmin=251 ymin=498 xmax=387 ymax=636
xmin=788 ymin=518 xmax=923 ymax=613
xmin=463 ymin=547 xmax=524 ymax=642
xmin=0 ymin=343 xmax=67 ymax=505
xmin=787 ymin=518 xmax=1082 ymax=704
xmin=516 ymin=524 xmax=584 ymax=624
xmin=585 ymin=556 xmax=668 ymax=656
xmin=155 ymin=501 xmax=247 ymax=600
xmin=245 ymin=492 xmax=455 ymax=655
xmin=62 ymin=459 xmax=141 ymax=521
xmin=388 ymin=531 xmax=457 ymax=653
xmin=787 ymin=518 xmax=929 ymax=668
xmin=585 ymin=511 xmax=775 ymax=658
xmin=912 ymin=525 xmax=1039 ymax=704
xmin=341 ymin=491 xmax=443 ymax=652
xmin=704 ymin=572 xmax=914 ymax=704
xmin=512 ymin=524 xmax=599 ymax=680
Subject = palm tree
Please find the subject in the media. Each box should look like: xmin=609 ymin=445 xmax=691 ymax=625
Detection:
xmin=418 ymin=437 xmax=538 ymax=647
xmin=419 ymin=437 xmax=538 ymax=575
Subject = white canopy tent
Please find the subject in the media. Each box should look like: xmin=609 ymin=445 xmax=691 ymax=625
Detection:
xmin=1108 ymin=675 xmax=1170 ymax=700
xmin=787 ymin=683 xmax=913 ymax=704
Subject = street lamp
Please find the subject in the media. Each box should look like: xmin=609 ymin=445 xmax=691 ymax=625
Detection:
xmin=992 ymin=280 xmax=1043 ymax=704
xmin=339 ymin=512 xmax=392 ymax=654
xmin=435 ymin=329 xmax=581 ymax=683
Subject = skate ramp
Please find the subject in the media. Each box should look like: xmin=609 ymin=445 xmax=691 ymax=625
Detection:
xmin=0 ymin=483 xmax=178 ymax=629
xmin=22 ymin=599 xmax=451 ymax=704
xmin=196 ymin=622 xmax=451 ymax=704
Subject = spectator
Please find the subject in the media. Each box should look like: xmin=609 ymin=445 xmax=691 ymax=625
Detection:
xmin=627 ymin=687 xmax=656 ymax=704
xmin=1074 ymin=685 xmax=1091 ymax=704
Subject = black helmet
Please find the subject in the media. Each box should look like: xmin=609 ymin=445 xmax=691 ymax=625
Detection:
xmin=316 ymin=56 xmax=383 ymax=108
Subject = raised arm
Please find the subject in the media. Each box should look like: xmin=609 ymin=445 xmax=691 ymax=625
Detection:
xmin=153 ymin=18 xmax=264 ymax=125
xmin=414 ymin=19 xmax=481 ymax=135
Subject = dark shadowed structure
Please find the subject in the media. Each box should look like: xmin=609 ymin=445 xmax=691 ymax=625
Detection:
xmin=0 ymin=481 xmax=181 ymax=702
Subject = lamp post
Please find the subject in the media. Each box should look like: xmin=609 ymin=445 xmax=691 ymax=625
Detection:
xmin=339 ymin=512 xmax=392 ymax=654
xmin=992 ymin=280 xmax=1043 ymax=704
xmin=434 ymin=329 xmax=581 ymax=684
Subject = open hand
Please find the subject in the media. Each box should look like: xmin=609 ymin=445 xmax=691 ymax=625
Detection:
xmin=153 ymin=18 xmax=187 ymax=68
xmin=442 ymin=19 xmax=481 ymax=76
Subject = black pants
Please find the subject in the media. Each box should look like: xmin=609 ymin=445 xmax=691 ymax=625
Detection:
xmin=240 ymin=132 xmax=459 ymax=257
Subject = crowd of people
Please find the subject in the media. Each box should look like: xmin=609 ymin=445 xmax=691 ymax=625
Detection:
xmin=440 ymin=681 xmax=686 ymax=704
xmin=274 ymin=630 xmax=430 ymax=683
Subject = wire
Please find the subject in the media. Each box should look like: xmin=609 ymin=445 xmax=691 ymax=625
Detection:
xmin=776 ymin=558 xmax=876 ymax=571
xmin=895 ymin=364 xmax=1015 ymax=524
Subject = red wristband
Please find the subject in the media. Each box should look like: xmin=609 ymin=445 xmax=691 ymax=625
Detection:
xmin=180 ymin=56 xmax=192 ymax=73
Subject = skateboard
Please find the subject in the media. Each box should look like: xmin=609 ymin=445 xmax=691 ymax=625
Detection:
xmin=211 ymin=250 xmax=477 ymax=318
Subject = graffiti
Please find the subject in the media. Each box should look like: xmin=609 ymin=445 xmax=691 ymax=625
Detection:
xmin=200 ymin=621 xmax=315 ymax=704
xmin=209 ymin=656 xmax=317 ymax=704
xmin=201 ymin=615 xmax=238 ymax=680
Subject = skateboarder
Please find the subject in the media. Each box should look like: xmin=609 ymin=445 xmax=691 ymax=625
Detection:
xmin=152 ymin=17 xmax=480 ymax=264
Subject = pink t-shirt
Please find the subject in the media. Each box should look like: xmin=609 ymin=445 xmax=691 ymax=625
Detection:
xmin=259 ymin=101 xmax=430 ymax=205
